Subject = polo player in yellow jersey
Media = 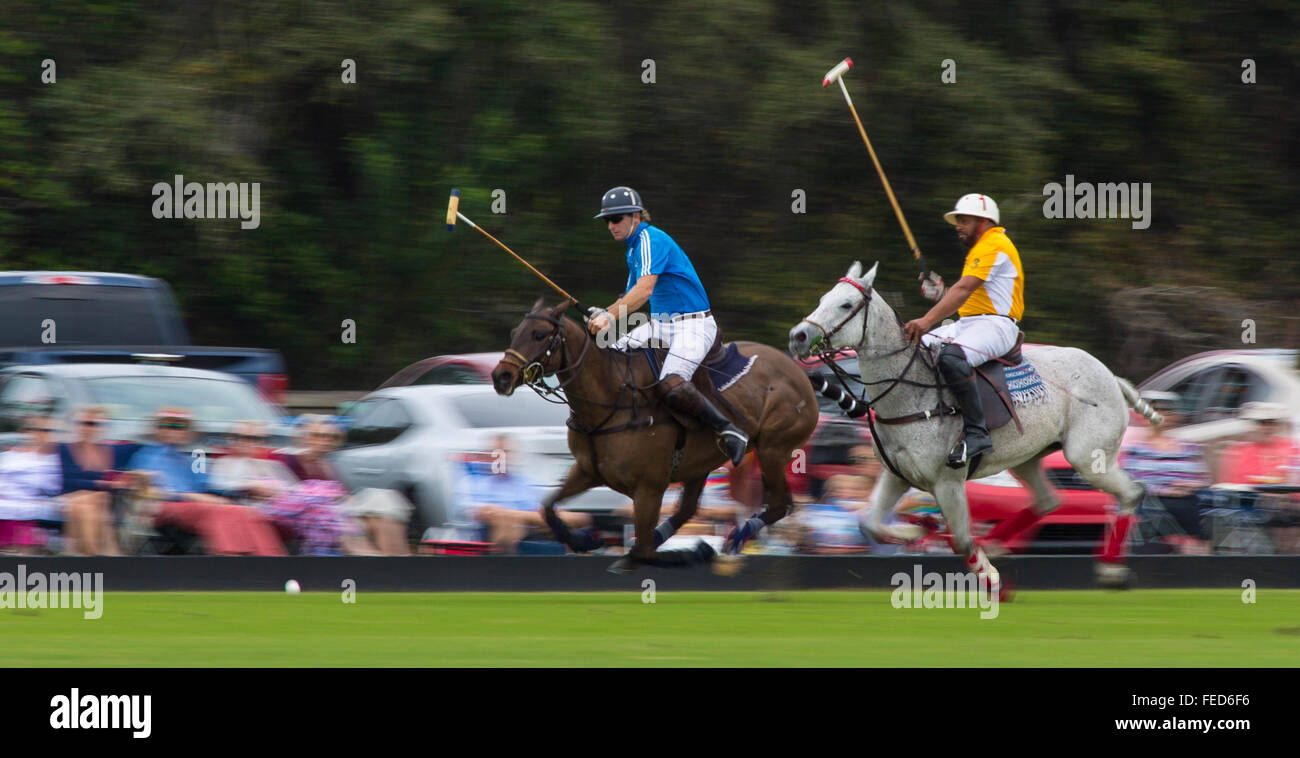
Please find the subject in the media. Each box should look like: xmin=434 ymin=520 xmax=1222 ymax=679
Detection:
xmin=902 ymin=193 xmax=1025 ymax=470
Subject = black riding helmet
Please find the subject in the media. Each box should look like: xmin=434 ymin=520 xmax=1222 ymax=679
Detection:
xmin=594 ymin=186 xmax=644 ymax=219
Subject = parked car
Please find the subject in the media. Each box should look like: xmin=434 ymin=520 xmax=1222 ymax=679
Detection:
xmin=377 ymin=352 xmax=500 ymax=388
xmin=331 ymin=384 xmax=629 ymax=539
xmin=0 ymin=363 xmax=293 ymax=450
xmin=788 ymin=347 xmax=1116 ymax=554
xmin=0 ymin=271 xmax=288 ymax=402
xmin=1131 ymin=349 xmax=1300 ymax=444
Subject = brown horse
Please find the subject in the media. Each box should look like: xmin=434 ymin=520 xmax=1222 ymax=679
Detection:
xmin=491 ymin=299 xmax=818 ymax=569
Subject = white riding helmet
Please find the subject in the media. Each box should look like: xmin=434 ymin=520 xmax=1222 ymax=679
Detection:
xmin=944 ymin=193 xmax=999 ymax=226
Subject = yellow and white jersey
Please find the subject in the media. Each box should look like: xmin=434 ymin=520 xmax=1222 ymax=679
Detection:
xmin=958 ymin=226 xmax=1024 ymax=321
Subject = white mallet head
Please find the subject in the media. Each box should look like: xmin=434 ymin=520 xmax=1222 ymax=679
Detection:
xmin=822 ymin=57 xmax=854 ymax=87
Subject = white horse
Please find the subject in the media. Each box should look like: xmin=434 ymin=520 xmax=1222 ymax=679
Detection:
xmin=789 ymin=261 xmax=1161 ymax=589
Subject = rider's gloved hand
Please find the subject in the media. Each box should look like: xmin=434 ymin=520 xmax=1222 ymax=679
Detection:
xmin=920 ymin=271 xmax=946 ymax=302
xmin=586 ymin=307 xmax=611 ymax=335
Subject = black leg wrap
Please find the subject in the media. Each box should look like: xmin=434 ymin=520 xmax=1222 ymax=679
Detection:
xmin=811 ymin=375 xmax=866 ymax=418
xmin=541 ymin=507 xmax=603 ymax=553
xmin=641 ymin=540 xmax=716 ymax=568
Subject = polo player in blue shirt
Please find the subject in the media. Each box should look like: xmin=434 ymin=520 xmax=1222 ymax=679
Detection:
xmin=587 ymin=186 xmax=748 ymax=465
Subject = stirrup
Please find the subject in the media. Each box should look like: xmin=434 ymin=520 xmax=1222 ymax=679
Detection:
xmin=946 ymin=435 xmax=992 ymax=470
xmin=718 ymin=428 xmax=749 ymax=466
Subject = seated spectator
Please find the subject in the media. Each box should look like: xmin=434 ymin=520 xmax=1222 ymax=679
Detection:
xmin=796 ymin=474 xmax=871 ymax=554
xmin=846 ymin=443 xmax=882 ymax=495
xmin=1217 ymin=401 xmax=1300 ymax=553
xmin=453 ymin=435 xmax=591 ymax=554
xmin=57 ymin=406 xmax=140 ymax=555
xmin=1120 ymin=391 xmax=1211 ymax=542
xmin=276 ymin=418 xmax=408 ymax=553
xmin=0 ymin=415 xmax=63 ymax=554
xmin=1217 ymin=401 xmax=1300 ymax=486
xmin=124 ymin=407 xmax=285 ymax=556
xmin=211 ymin=421 xmax=297 ymax=504
xmin=258 ymin=421 xmax=374 ymax=556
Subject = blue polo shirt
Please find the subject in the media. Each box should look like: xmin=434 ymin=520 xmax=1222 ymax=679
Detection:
xmin=125 ymin=443 xmax=226 ymax=498
xmin=623 ymin=222 xmax=710 ymax=321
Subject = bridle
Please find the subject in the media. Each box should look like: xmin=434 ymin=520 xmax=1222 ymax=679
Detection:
xmin=798 ymin=277 xmax=873 ymax=354
xmin=802 ymin=275 xmax=957 ymax=489
xmin=498 ymin=311 xmax=657 ymax=438
xmin=499 ymin=310 xmax=593 ymax=398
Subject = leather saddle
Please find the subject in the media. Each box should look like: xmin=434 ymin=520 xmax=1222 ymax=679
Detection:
xmin=641 ymin=332 xmax=749 ymax=431
xmin=970 ymin=331 xmax=1025 ymax=434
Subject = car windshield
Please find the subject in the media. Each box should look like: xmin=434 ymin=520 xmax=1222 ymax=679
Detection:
xmin=452 ymin=392 xmax=571 ymax=428
xmin=83 ymin=376 xmax=278 ymax=423
xmin=0 ymin=285 xmax=176 ymax=346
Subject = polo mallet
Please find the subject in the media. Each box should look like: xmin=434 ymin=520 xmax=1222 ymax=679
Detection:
xmin=446 ymin=189 xmax=588 ymax=314
xmin=823 ymin=58 xmax=931 ymax=278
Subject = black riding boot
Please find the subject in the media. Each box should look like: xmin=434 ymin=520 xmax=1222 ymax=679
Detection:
xmin=663 ymin=381 xmax=749 ymax=466
xmin=938 ymin=344 xmax=994 ymax=471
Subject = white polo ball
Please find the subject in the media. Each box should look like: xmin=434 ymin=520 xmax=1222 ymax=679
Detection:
xmin=284 ymin=579 xmax=301 ymax=595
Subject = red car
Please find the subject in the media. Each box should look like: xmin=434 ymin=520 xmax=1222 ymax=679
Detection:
xmin=378 ymin=352 xmax=501 ymax=388
xmin=735 ymin=349 xmax=1116 ymax=554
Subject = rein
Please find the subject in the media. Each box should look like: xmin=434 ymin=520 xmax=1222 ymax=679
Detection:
xmin=806 ymin=277 xmax=954 ymax=423
xmin=503 ymin=311 xmax=659 ymax=438
xmin=805 ymin=276 xmax=961 ymax=489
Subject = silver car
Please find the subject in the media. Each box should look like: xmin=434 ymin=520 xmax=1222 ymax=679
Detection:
xmin=331 ymin=384 xmax=630 ymax=538
xmin=0 ymin=363 xmax=291 ymax=449
xmin=1134 ymin=349 xmax=1300 ymax=443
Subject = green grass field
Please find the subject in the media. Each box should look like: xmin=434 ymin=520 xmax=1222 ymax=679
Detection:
xmin=4 ymin=590 xmax=1298 ymax=666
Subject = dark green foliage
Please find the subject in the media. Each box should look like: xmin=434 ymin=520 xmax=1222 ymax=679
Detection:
xmin=1 ymin=1 xmax=1295 ymax=387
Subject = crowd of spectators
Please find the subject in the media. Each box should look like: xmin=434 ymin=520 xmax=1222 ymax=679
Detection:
xmin=1120 ymin=393 xmax=1299 ymax=554
xmin=0 ymin=407 xmax=412 ymax=556
xmin=3 ymin=387 xmax=1296 ymax=558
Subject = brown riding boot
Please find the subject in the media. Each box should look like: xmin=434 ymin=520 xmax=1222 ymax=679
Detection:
xmin=662 ymin=380 xmax=749 ymax=466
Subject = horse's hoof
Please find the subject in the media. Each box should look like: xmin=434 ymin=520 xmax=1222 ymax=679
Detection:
xmin=1095 ymin=562 xmax=1133 ymax=589
xmin=607 ymin=555 xmax=637 ymax=575
xmin=722 ymin=527 xmax=744 ymax=555
xmin=712 ymin=553 xmax=744 ymax=577
xmin=997 ymin=574 xmax=1015 ymax=602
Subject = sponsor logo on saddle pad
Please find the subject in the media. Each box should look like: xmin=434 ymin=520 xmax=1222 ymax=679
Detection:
xmin=1004 ymin=361 xmax=1048 ymax=406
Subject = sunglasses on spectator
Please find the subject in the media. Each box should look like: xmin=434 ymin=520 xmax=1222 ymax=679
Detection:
xmin=157 ymin=421 xmax=190 ymax=429
xmin=308 ymin=430 xmax=340 ymax=439
xmin=26 ymin=426 xmax=57 ymax=433
xmin=604 ymin=214 xmax=626 ymax=225
xmin=79 ymin=419 xmax=104 ymax=427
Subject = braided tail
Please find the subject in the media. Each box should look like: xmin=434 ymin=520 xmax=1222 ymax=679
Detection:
xmin=1116 ymin=377 xmax=1163 ymax=427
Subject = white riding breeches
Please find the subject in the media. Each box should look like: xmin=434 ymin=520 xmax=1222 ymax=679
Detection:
xmin=920 ymin=314 xmax=1020 ymax=367
xmin=611 ymin=314 xmax=717 ymax=381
